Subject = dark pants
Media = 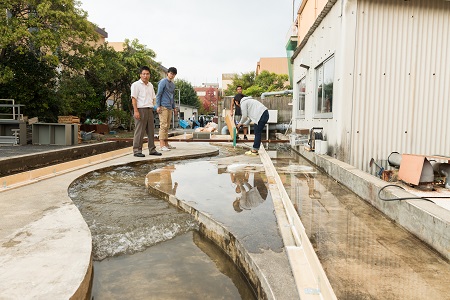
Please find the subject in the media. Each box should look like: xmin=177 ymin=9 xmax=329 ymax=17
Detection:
xmin=133 ymin=107 xmax=156 ymax=154
xmin=252 ymin=110 xmax=269 ymax=151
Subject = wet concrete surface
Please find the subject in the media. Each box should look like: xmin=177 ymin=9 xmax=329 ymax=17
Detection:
xmin=270 ymin=149 xmax=450 ymax=300
xmin=4 ymin=139 xmax=448 ymax=299
xmin=145 ymin=146 xmax=299 ymax=299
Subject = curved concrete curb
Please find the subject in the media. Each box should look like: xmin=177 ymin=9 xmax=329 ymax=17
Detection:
xmin=0 ymin=143 xmax=219 ymax=299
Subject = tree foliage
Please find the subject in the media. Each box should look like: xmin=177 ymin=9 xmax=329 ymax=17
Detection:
xmin=0 ymin=50 xmax=60 ymax=120
xmin=0 ymin=0 xmax=97 ymax=71
xmin=58 ymin=39 xmax=162 ymax=120
xmin=224 ymin=70 xmax=291 ymax=97
xmin=0 ymin=0 xmax=97 ymax=120
xmin=174 ymin=79 xmax=200 ymax=108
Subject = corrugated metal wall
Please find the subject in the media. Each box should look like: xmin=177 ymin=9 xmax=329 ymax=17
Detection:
xmin=351 ymin=0 xmax=450 ymax=171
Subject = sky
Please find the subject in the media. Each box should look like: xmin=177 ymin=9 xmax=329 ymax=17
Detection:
xmin=79 ymin=0 xmax=297 ymax=87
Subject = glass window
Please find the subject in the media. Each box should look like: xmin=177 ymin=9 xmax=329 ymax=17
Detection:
xmin=298 ymin=77 xmax=306 ymax=118
xmin=315 ymin=56 xmax=334 ymax=117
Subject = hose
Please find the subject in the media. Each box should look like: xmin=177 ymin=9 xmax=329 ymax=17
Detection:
xmin=378 ymin=184 xmax=450 ymax=204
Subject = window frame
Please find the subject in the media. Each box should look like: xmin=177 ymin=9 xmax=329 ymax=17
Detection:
xmin=314 ymin=55 xmax=334 ymax=119
xmin=297 ymin=76 xmax=306 ymax=119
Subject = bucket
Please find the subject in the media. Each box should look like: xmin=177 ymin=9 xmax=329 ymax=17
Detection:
xmin=316 ymin=140 xmax=328 ymax=155
xmin=289 ymin=134 xmax=298 ymax=147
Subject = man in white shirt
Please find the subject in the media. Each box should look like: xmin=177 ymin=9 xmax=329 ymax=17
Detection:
xmin=131 ymin=66 xmax=161 ymax=157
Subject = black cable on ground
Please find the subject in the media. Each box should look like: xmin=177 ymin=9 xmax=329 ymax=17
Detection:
xmin=378 ymin=184 xmax=450 ymax=204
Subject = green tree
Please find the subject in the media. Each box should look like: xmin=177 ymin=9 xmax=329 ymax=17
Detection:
xmin=224 ymin=70 xmax=291 ymax=97
xmin=0 ymin=50 xmax=60 ymax=121
xmin=0 ymin=0 xmax=97 ymax=120
xmin=174 ymin=79 xmax=200 ymax=107
xmin=0 ymin=0 xmax=97 ymax=72
xmin=224 ymin=72 xmax=256 ymax=96
xmin=57 ymin=39 xmax=161 ymax=122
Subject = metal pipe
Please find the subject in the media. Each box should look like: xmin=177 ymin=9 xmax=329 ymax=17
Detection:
xmin=261 ymin=90 xmax=293 ymax=99
xmin=387 ymin=152 xmax=402 ymax=168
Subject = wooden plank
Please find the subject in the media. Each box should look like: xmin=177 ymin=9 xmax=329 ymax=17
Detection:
xmin=225 ymin=114 xmax=236 ymax=139
xmin=168 ymin=133 xmax=193 ymax=140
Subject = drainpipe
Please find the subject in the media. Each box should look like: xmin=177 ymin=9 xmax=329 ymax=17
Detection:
xmin=261 ymin=90 xmax=293 ymax=100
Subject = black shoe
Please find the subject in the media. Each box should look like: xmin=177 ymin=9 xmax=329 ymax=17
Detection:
xmin=244 ymin=135 xmax=248 ymax=140
xmin=134 ymin=153 xmax=145 ymax=157
xmin=149 ymin=151 xmax=162 ymax=156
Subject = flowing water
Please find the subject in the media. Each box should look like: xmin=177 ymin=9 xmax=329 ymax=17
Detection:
xmin=69 ymin=147 xmax=256 ymax=300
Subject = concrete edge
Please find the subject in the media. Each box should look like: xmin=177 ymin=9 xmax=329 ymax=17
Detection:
xmin=259 ymin=148 xmax=337 ymax=299
xmin=0 ymin=146 xmax=133 ymax=191
xmin=70 ymin=255 xmax=93 ymax=300
xmin=146 ymin=187 xmax=272 ymax=299
xmin=0 ymin=141 xmax=132 ymax=177
xmin=295 ymin=147 xmax=450 ymax=261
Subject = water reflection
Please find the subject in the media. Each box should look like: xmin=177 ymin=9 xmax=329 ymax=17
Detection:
xmin=147 ymin=158 xmax=284 ymax=253
xmin=146 ymin=165 xmax=178 ymax=196
xmin=232 ymin=171 xmax=268 ymax=212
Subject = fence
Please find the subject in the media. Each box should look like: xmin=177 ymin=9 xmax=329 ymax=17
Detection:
xmin=222 ymin=96 xmax=292 ymax=123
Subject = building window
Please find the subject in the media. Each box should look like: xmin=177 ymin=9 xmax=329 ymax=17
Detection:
xmin=315 ymin=56 xmax=334 ymax=117
xmin=197 ymin=91 xmax=206 ymax=96
xmin=298 ymin=77 xmax=306 ymax=118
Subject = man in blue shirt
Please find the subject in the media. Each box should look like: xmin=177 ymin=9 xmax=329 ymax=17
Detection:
xmin=156 ymin=67 xmax=177 ymax=151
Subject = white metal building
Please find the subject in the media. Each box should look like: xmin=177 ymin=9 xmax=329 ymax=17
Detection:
xmin=290 ymin=0 xmax=450 ymax=171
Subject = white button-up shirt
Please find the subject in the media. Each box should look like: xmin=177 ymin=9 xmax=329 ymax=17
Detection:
xmin=131 ymin=79 xmax=156 ymax=108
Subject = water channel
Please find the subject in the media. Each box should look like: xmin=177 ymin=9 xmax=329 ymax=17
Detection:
xmin=69 ymin=145 xmax=450 ymax=299
xmin=69 ymin=147 xmax=256 ymax=300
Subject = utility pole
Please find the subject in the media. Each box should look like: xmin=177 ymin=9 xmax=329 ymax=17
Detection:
xmin=292 ymin=0 xmax=295 ymax=22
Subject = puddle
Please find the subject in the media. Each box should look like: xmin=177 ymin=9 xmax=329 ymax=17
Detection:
xmin=270 ymin=148 xmax=450 ymax=300
xmin=146 ymin=158 xmax=283 ymax=254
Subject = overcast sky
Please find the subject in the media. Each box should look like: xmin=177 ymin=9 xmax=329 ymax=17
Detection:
xmin=80 ymin=0 xmax=297 ymax=87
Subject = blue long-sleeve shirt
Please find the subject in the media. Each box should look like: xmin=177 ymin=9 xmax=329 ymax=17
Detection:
xmin=156 ymin=78 xmax=175 ymax=109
